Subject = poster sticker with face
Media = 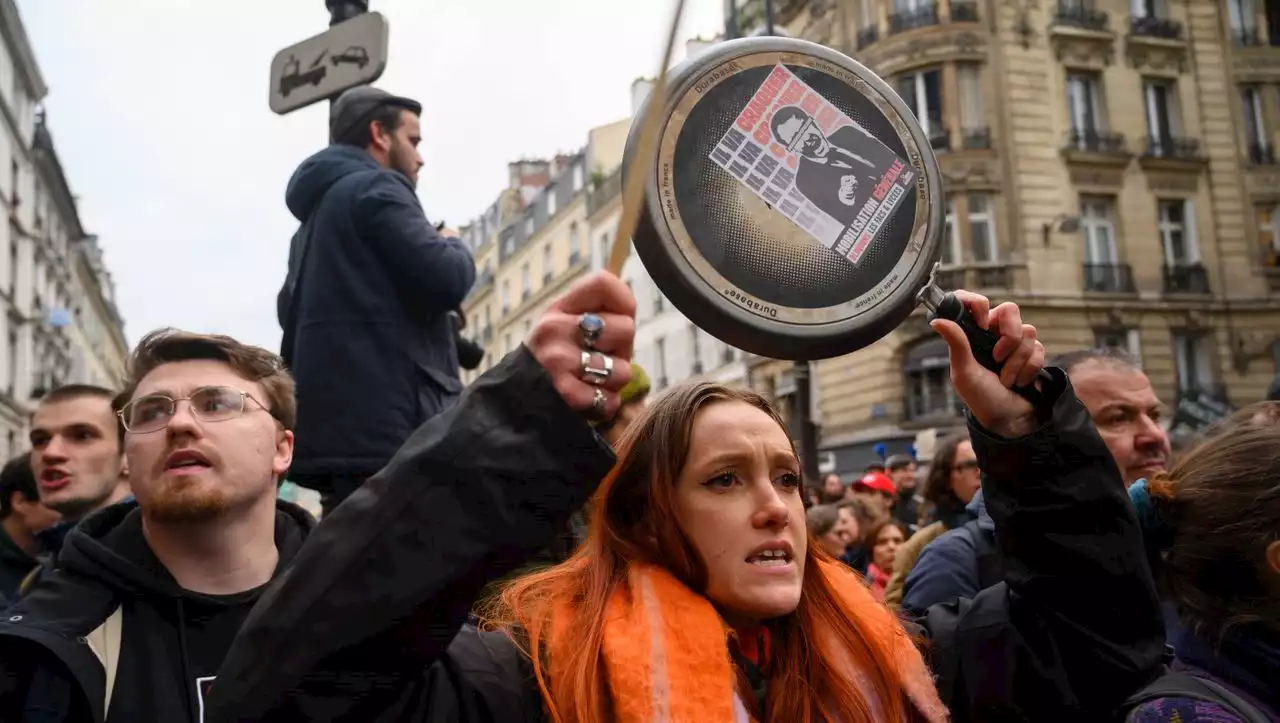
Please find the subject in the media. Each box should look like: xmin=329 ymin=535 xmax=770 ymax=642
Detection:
xmin=708 ymin=64 xmax=916 ymax=266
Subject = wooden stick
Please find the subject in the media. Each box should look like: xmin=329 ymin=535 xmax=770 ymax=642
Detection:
xmin=607 ymin=0 xmax=688 ymax=276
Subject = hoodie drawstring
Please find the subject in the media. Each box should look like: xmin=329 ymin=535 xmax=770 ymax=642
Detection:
xmin=176 ymin=599 xmax=195 ymax=722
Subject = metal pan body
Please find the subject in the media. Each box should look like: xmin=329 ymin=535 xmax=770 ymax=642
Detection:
xmin=625 ymin=36 xmax=945 ymax=361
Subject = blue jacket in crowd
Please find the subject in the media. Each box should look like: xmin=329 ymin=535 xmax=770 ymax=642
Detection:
xmin=902 ymin=489 xmax=997 ymax=614
xmin=279 ymin=145 xmax=475 ymax=482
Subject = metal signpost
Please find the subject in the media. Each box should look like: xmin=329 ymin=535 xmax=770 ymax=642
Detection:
xmin=269 ymin=9 xmax=390 ymax=115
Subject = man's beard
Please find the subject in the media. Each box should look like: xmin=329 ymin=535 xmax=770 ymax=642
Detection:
xmin=143 ymin=479 xmax=233 ymax=523
xmin=389 ymin=144 xmax=418 ymax=188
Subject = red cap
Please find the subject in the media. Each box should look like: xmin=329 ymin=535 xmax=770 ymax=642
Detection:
xmin=853 ymin=471 xmax=897 ymax=496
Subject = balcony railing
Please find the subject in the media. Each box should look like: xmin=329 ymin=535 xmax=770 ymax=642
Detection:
xmin=974 ymin=265 xmax=1009 ymax=287
xmin=1082 ymin=263 xmax=1136 ymax=293
xmin=1163 ymin=263 xmax=1210 ymax=294
xmin=542 ymin=272 xmax=552 ymax=285
xmin=889 ymin=5 xmax=939 ymax=34
xmin=929 ymin=126 xmax=951 ymax=152
xmin=856 ymin=25 xmax=878 ymax=49
xmin=962 ymin=127 xmax=992 ymax=150
xmin=1248 ymin=143 xmax=1277 ymax=165
xmin=1233 ymin=27 xmax=1262 ymax=46
xmin=1065 ymin=129 xmax=1127 ymax=154
xmin=569 ymin=250 xmax=580 ymax=265
xmin=1055 ymin=3 xmax=1109 ymax=30
xmin=936 ymin=267 xmax=966 ymax=289
xmin=1130 ymin=16 xmax=1182 ymax=40
xmin=1143 ymin=136 xmax=1202 ymax=160
xmin=950 ymin=1 xmax=979 ymax=22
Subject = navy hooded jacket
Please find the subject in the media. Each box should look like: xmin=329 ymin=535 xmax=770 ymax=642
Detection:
xmin=902 ymin=489 xmax=996 ymax=615
xmin=279 ymin=145 xmax=475 ymax=482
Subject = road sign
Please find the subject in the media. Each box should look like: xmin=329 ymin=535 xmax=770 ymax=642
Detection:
xmin=269 ymin=11 xmax=389 ymax=115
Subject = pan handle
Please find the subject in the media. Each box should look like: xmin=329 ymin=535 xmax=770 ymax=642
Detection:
xmin=929 ymin=292 xmax=1046 ymax=405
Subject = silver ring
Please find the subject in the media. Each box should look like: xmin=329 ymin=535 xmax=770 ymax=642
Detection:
xmin=590 ymin=388 xmax=606 ymax=418
xmin=579 ymin=313 xmax=605 ymax=350
xmin=579 ymin=350 xmax=614 ymax=386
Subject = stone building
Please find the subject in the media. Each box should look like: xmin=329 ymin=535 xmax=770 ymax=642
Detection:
xmin=729 ymin=0 xmax=1280 ymax=471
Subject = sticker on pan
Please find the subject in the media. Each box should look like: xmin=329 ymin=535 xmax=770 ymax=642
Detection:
xmin=708 ymin=64 xmax=916 ymax=266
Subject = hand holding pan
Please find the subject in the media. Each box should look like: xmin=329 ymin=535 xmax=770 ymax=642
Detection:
xmin=612 ymin=34 xmax=1046 ymax=402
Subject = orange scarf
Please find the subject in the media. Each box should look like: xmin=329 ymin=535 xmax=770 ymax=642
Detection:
xmin=549 ymin=559 xmax=948 ymax=722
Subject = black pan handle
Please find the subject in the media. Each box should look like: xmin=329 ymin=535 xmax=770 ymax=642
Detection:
xmin=928 ymin=291 xmax=1044 ymax=404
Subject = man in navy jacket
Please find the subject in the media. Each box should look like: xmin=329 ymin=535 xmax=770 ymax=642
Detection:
xmin=278 ymin=86 xmax=475 ymax=515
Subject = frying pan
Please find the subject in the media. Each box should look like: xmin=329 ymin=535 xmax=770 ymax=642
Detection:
xmin=616 ymin=35 xmax=1027 ymax=389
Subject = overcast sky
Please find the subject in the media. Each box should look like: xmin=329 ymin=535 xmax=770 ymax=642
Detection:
xmin=16 ymin=0 xmax=727 ymax=352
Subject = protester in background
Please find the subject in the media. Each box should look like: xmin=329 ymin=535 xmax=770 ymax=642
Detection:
xmin=209 ymin=282 xmax=1167 ymax=722
xmin=864 ymin=460 xmax=887 ymax=475
xmin=818 ymin=471 xmax=845 ymax=504
xmin=279 ymin=85 xmax=475 ymax=517
xmin=1123 ymin=403 xmax=1280 ymax=721
xmin=883 ymin=431 xmax=979 ymax=608
xmin=839 ymin=498 xmax=874 ymax=572
xmin=21 ymin=384 xmax=132 ymax=596
xmin=805 ymin=504 xmax=847 ymax=559
xmin=1051 ymin=349 xmax=1169 ymax=488
xmin=0 ymin=329 xmax=314 ymax=721
xmin=886 ymin=453 xmax=922 ymax=533
xmin=0 ymin=455 xmax=59 ymax=605
xmin=864 ymin=519 xmax=907 ymax=602
xmin=848 ymin=469 xmax=895 ymax=528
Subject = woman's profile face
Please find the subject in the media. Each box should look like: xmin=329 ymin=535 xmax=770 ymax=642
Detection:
xmin=949 ymin=441 xmax=982 ymax=505
xmin=673 ymin=400 xmax=806 ymax=624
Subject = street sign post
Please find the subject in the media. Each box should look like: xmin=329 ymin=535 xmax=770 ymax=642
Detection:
xmin=269 ymin=11 xmax=389 ymax=115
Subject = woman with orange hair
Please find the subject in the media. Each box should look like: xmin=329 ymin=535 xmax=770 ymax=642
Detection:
xmin=208 ymin=280 xmax=1164 ymax=722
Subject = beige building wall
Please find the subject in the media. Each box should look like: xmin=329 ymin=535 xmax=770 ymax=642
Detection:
xmin=737 ymin=0 xmax=1280 ymax=465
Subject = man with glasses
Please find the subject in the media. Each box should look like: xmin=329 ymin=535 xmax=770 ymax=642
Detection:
xmin=279 ymin=85 xmax=475 ymax=516
xmin=0 ymin=329 xmax=314 ymax=722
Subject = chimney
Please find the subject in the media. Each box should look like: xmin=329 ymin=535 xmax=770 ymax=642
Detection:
xmin=685 ymin=37 xmax=716 ymax=60
xmin=507 ymin=159 xmax=551 ymax=197
xmin=631 ymin=78 xmax=654 ymax=117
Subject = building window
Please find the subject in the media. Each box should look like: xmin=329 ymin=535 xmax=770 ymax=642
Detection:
xmin=1259 ymin=204 xmax=1280 ymax=268
xmin=1094 ymin=328 xmax=1143 ymax=368
xmin=501 ymin=281 xmax=511 ymax=314
xmin=1143 ymin=78 xmax=1181 ymax=154
xmin=598 ymin=232 xmax=612 ymax=267
xmin=721 ymin=340 xmax=736 ymax=364
xmin=968 ymin=194 xmax=997 ymax=263
xmin=1158 ymin=199 xmax=1199 ymax=266
xmin=654 ymin=337 xmax=668 ymax=389
xmin=904 ymin=338 xmax=963 ymax=420
xmin=689 ymin=324 xmax=703 ymax=374
xmin=547 ymin=187 xmax=557 ymax=217
xmin=941 ymin=196 xmax=960 ymax=265
xmin=1080 ymin=196 xmax=1119 ymax=264
xmin=956 ymin=63 xmax=984 ymax=137
xmin=1131 ymin=0 xmax=1166 ymax=17
xmin=1228 ymin=0 xmax=1257 ymax=41
xmin=653 ymin=287 xmax=665 ymax=315
xmin=1241 ymin=86 xmax=1270 ymax=161
xmin=505 ymin=333 xmax=513 ymax=355
xmin=521 ymin=263 xmax=531 ymax=300
xmin=503 ymin=232 xmax=515 ymax=256
xmin=1066 ymin=72 xmax=1106 ymax=147
xmin=573 ymin=165 xmax=584 ymax=192
xmin=524 ymin=319 xmax=532 ymax=335
xmin=542 ymin=244 xmax=553 ymax=284
xmin=1172 ymin=331 xmax=1215 ymax=396
xmin=525 ymin=215 xmax=534 ymax=236
xmin=896 ymin=69 xmax=944 ymax=144
xmin=569 ymin=223 xmax=582 ymax=265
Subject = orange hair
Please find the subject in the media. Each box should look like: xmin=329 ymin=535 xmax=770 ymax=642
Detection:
xmin=480 ymin=383 xmax=916 ymax=722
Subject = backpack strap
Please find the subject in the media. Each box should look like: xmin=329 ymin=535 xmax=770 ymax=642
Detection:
xmin=1123 ymin=670 xmax=1271 ymax=723
xmin=84 ymin=606 xmax=124 ymax=715
xmin=962 ymin=520 xmax=1005 ymax=590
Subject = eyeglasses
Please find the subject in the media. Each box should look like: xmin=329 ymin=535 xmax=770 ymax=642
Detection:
xmin=952 ymin=460 xmax=980 ymax=473
xmin=118 ymin=386 xmax=270 ymax=434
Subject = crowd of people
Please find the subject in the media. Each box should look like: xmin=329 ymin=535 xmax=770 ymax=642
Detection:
xmin=0 ymin=85 xmax=1272 ymax=722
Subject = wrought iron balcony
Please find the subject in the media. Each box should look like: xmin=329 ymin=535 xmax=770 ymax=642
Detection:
xmin=1065 ymin=129 xmax=1127 ymax=154
xmin=1055 ymin=3 xmax=1109 ymax=30
xmin=950 ymin=1 xmax=979 ymax=22
xmin=1130 ymin=16 xmax=1182 ymax=40
xmin=1163 ymin=263 xmax=1210 ymax=294
xmin=962 ymin=127 xmax=992 ymax=150
xmin=929 ymin=126 xmax=951 ymax=152
xmin=889 ymin=5 xmax=939 ymax=34
xmin=1248 ymin=143 xmax=1277 ymax=165
xmin=1234 ymin=27 xmax=1262 ymax=47
xmin=1143 ymin=136 xmax=1202 ymax=160
xmin=856 ymin=25 xmax=878 ymax=49
xmin=1082 ymin=263 xmax=1136 ymax=293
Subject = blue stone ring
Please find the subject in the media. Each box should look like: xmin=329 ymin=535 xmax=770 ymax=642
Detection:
xmin=578 ymin=313 xmax=605 ymax=350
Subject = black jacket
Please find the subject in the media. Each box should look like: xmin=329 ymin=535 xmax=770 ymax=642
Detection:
xmin=207 ymin=353 xmax=1165 ymax=722
xmin=279 ymin=145 xmax=475 ymax=483
xmin=0 ymin=525 xmax=37 ymax=606
xmin=0 ymin=500 xmax=313 ymax=722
